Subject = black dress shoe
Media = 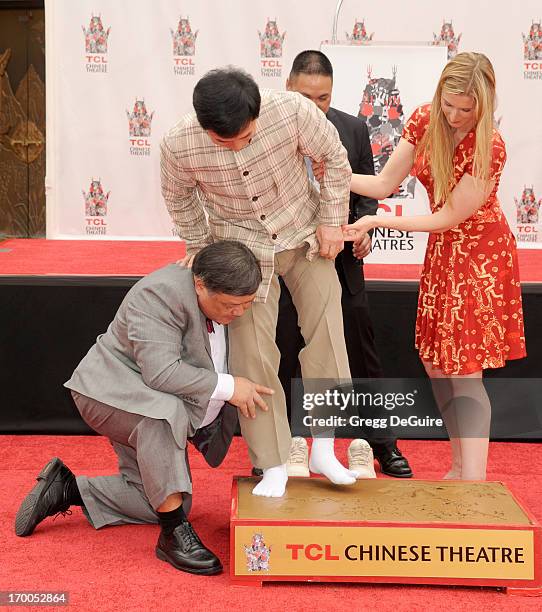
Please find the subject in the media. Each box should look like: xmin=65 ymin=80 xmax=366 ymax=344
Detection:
xmin=15 ymin=457 xmax=75 ymax=536
xmin=251 ymin=467 xmax=263 ymax=477
xmin=375 ymin=447 xmax=413 ymax=478
xmin=156 ymin=520 xmax=222 ymax=575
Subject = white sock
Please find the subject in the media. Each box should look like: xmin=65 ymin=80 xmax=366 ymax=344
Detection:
xmin=252 ymin=464 xmax=288 ymax=498
xmin=309 ymin=438 xmax=356 ymax=485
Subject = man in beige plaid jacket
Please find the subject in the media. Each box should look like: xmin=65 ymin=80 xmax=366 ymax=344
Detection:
xmin=161 ymin=67 xmax=359 ymax=497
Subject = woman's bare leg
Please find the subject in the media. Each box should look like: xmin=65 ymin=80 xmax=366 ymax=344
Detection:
xmin=423 ymin=361 xmax=490 ymax=480
xmin=449 ymin=374 xmax=490 ymax=480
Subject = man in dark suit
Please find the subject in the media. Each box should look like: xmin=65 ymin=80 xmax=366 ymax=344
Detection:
xmin=15 ymin=241 xmax=272 ymax=575
xmin=276 ymin=50 xmax=412 ymax=478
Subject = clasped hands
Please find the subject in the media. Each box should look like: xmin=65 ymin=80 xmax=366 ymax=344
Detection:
xmin=342 ymin=216 xmax=377 ymax=260
xmin=310 ymin=159 xmax=374 ymax=260
xmin=317 ymin=223 xmax=372 ymax=261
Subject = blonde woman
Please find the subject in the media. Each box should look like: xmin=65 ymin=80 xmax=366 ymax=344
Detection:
xmin=343 ymin=52 xmax=526 ymax=480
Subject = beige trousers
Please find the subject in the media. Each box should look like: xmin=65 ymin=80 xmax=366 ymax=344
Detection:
xmin=228 ymin=247 xmax=351 ymax=468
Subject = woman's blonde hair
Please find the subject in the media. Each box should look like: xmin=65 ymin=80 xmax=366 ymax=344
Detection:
xmin=417 ymin=52 xmax=496 ymax=205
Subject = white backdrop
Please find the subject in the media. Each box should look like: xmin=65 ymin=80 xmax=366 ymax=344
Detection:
xmin=45 ymin=0 xmax=542 ymax=262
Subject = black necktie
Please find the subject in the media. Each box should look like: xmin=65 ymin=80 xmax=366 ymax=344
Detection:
xmin=206 ymin=318 xmax=215 ymax=333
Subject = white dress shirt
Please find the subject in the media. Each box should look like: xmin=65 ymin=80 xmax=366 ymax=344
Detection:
xmin=199 ymin=322 xmax=234 ymax=428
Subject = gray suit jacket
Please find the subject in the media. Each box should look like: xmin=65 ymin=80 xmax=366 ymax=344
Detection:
xmin=65 ymin=264 xmax=236 ymax=452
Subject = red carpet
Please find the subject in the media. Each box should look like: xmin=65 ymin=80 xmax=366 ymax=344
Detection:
xmin=2 ymin=436 xmax=541 ymax=611
xmin=1 ymin=238 xmax=541 ymax=282
xmin=0 ymin=239 xmax=185 ymax=276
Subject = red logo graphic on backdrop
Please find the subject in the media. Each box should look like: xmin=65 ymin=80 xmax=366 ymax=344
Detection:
xmin=258 ymin=18 xmax=285 ymax=77
xmin=516 ymin=186 xmax=540 ymax=223
xmin=258 ymin=18 xmax=285 ymax=57
xmin=171 ymin=16 xmax=198 ymax=55
xmin=82 ymin=15 xmax=110 ymax=53
xmin=83 ymin=179 xmax=110 ymax=235
xmin=127 ymin=99 xmax=154 ymax=157
xmin=358 ymin=66 xmax=415 ymax=199
xmin=171 ymin=16 xmax=198 ymax=76
xmin=126 ymin=99 xmax=154 ymax=137
xmin=244 ymin=533 xmax=271 ymax=572
xmin=515 ymin=185 xmax=540 ymax=243
xmin=346 ymin=19 xmax=374 ymax=43
xmin=432 ymin=20 xmax=461 ymax=59
xmin=82 ymin=14 xmax=110 ymax=73
xmin=523 ymin=20 xmax=542 ymax=59
xmin=523 ymin=20 xmax=542 ymax=79
xmin=83 ymin=179 xmax=109 ymax=216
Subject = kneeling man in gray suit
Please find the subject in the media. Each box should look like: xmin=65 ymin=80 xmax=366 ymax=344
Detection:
xmin=15 ymin=241 xmax=271 ymax=576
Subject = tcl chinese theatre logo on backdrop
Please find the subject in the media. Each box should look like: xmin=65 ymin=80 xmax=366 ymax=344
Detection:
xmin=258 ymin=18 xmax=285 ymax=77
xmin=83 ymin=179 xmax=110 ymax=235
xmin=523 ymin=20 xmax=542 ymax=79
xmin=515 ymin=185 xmax=541 ymax=243
xmin=82 ymin=14 xmax=110 ymax=73
xmin=126 ymin=99 xmax=154 ymax=156
xmin=346 ymin=19 xmax=373 ymax=43
xmin=171 ymin=16 xmax=198 ymax=76
xmin=432 ymin=20 xmax=461 ymax=59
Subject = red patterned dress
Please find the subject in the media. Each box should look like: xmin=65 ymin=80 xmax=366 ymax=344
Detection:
xmin=402 ymin=104 xmax=526 ymax=374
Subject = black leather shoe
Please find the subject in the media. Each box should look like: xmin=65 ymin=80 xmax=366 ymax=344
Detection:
xmin=251 ymin=467 xmax=263 ymax=477
xmin=156 ymin=521 xmax=222 ymax=575
xmin=375 ymin=447 xmax=413 ymax=478
xmin=15 ymin=457 xmax=75 ymax=536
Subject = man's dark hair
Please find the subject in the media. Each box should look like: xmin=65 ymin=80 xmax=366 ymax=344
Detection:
xmin=192 ymin=241 xmax=262 ymax=296
xmin=290 ymin=50 xmax=333 ymax=80
xmin=193 ymin=67 xmax=261 ymax=137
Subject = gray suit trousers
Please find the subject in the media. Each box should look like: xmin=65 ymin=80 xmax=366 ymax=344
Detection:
xmin=72 ymin=391 xmax=192 ymax=530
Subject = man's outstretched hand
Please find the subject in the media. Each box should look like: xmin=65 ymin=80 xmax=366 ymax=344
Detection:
xmin=230 ymin=377 xmax=274 ymax=419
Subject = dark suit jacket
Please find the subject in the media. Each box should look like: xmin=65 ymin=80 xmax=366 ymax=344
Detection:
xmin=327 ymin=107 xmax=378 ymax=295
